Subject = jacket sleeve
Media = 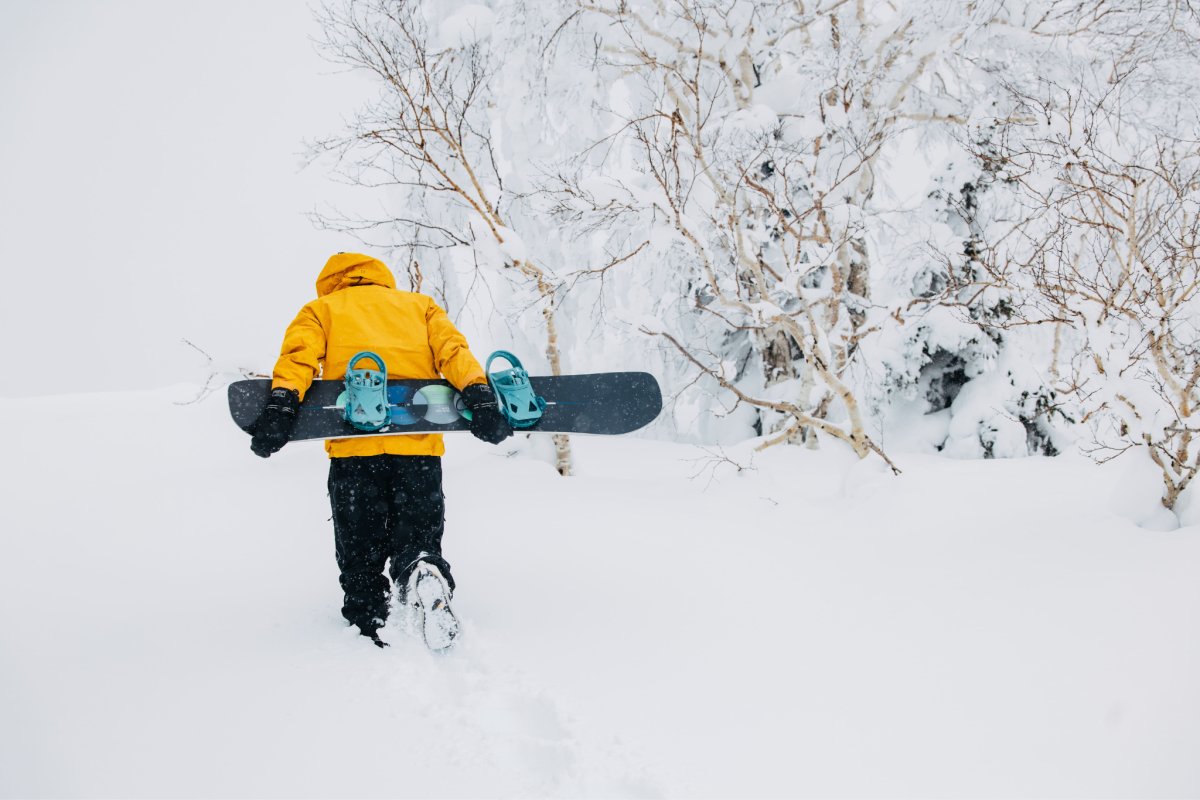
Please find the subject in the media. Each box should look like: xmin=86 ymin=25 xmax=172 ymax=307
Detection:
xmin=271 ymin=304 xmax=326 ymax=401
xmin=426 ymin=299 xmax=487 ymax=390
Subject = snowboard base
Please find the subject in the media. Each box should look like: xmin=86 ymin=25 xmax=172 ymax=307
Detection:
xmin=228 ymin=372 xmax=661 ymax=440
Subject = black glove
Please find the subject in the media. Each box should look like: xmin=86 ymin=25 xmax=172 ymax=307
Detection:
xmin=250 ymin=387 xmax=301 ymax=458
xmin=460 ymin=383 xmax=513 ymax=445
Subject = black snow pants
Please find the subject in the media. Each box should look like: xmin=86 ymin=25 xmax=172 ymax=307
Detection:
xmin=327 ymin=455 xmax=455 ymax=630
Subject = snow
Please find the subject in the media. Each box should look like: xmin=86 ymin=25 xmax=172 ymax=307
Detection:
xmin=2 ymin=388 xmax=1199 ymax=797
xmin=434 ymin=5 xmax=497 ymax=49
xmin=723 ymin=104 xmax=780 ymax=139
xmin=3 ymin=2 xmax=1200 ymax=796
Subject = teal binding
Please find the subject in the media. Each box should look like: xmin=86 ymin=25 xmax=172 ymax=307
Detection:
xmin=344 ymin=351 xmax=389 ymax=431
xmin=486 ymin=350 xmax=547 ymax=429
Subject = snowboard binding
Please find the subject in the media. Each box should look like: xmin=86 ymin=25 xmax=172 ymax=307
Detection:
xmin=485 ymin=350 xmax=547 ymax=429
xmin=343 ymin=351 xmax=389 ymax=431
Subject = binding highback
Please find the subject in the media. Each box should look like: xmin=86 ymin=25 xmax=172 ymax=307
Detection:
xmin=344 ymin=351 xmax=389 ymax=431
xmin=486 ymin=350 xmax=547 ymax=429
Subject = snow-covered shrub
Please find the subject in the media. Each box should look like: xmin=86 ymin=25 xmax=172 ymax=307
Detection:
xmin=870 ymin=131 xmax=1068 ymax=458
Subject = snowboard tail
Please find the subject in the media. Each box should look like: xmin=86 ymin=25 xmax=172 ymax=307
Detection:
xmin=228 ymin=372 xmax=661 ymax=440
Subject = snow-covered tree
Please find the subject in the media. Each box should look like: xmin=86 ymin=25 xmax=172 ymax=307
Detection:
xmin=976 ymin=0 xmax=1200 ymax=506
xmin=313 ymin=0 xmax=577 ymax=474
xmin=538 ymin=0 xmax=1033 ymax=469
xmin=310 ymin=0 xmax=1199 ymax=487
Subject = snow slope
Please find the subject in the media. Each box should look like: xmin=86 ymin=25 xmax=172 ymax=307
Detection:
xmin=2 ymin=388 xmax=1199 ymax=798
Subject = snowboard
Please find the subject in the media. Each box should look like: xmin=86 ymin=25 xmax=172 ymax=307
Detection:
xmin=228 ymin=372 xmax=662 ymax=440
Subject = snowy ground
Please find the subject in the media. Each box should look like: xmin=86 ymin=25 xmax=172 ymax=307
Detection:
xmin=2 ymin=387 xmax=1199 ymax=798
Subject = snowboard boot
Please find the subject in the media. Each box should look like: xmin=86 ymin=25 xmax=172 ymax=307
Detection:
xmin=404 ymin=561 xmax=459 ymax=652
xmin=356 ymin=617 xmax=389 ymax=649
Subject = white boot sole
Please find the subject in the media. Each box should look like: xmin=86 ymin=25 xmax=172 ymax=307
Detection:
xmin=411 ymin=568 xmax=460 ymax=652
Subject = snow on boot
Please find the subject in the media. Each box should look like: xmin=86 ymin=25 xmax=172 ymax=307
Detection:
xmin=405 ymin=562 xmax=459 ymax=652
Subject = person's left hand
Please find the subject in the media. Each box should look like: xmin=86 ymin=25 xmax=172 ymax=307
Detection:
xmin=250 ymin=388 xmax=301 ymax=457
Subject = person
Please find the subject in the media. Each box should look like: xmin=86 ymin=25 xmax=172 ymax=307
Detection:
xmin=248 ymin=252 xmax=512 ymax=649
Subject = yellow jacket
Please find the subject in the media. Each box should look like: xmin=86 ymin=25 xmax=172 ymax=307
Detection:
xmin=271 ymin=253 xmax=488 ymax=458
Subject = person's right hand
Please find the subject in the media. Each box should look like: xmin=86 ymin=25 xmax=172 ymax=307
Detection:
xmin=460 ymin=383 xmax=513 ymax=445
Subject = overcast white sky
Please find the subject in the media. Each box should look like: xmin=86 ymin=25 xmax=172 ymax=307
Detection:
xmin=0 ymin=1 xmax=377 ymax=396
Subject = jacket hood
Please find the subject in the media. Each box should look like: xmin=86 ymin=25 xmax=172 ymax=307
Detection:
xmin=316 ymin=253 xmax=397 ymax=297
